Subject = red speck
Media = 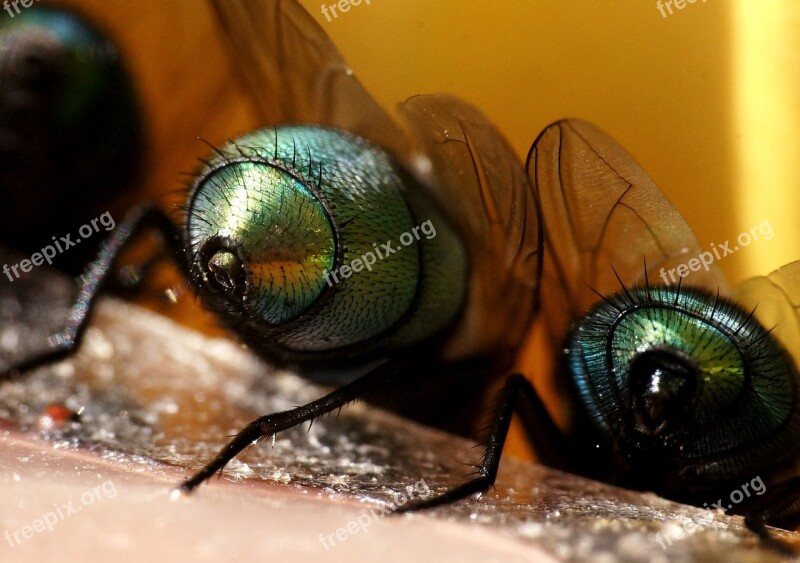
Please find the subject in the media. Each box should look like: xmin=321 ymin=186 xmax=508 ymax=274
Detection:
xmin=37 ymin=404 xmax=79 ymax=431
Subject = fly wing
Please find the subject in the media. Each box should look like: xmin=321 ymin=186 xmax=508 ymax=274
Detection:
xmin=527 ymin=119 xmax=728 ymax=349
xmin=732 ymin=261 xmax=800 ymax=369
xmin=398 ymin=94 xmax=542 ymax=361
xmin=208 ymin=0 xmax=406 ymax=154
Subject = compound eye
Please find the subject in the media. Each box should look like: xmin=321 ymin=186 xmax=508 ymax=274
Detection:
xmin=568 ymin=285 xmax=799 ymax=474
xmin=187 ymin=160 xmax=337 ymax=326
xmin=629 ymin=349 xmax=701 ymax=436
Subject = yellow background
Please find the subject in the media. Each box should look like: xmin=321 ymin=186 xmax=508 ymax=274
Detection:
xmin=296 ymin=0 xmax=800 ymax=284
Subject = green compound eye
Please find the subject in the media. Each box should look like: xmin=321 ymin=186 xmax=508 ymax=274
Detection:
xmin=568 ymin=285 xmax=800 ymax=482
xmin=188 ymin=161 xmax=336 ymax=325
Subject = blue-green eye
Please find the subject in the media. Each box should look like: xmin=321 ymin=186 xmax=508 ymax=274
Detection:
xmin=568 ymin=285 xmax=798 ymax=481
xmin=188 ymin=159 xmax=337 ymax=325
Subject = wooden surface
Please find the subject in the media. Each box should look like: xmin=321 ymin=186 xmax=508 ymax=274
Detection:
xmin=0 ymin=249 xmax=796 ymax=562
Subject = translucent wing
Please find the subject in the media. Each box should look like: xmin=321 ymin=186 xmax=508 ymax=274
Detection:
xmin=208 ymin=0 xmax=405 ymax=154
xmin=398 ymin=94 xmax=542 ymax=360
xmin=527 ymin=119 xmax=728 ymax=350
xmin=733 ymin=261 xmax=800 ymax=369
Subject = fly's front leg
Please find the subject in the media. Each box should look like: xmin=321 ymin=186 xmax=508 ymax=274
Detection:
xmin=396 ymin=373 xmax=566 ymax=513
xmin=0 ymin=205 xmax=183 ymax=379
xmin=180 ymin=357 xmax=413 ymax=492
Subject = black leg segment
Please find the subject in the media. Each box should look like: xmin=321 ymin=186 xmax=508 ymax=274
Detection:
xmin=396 ymin=373 xmax=564 ymax=513
xmin=179 ymin=357 xmax=414 ymax=492
xmin=0 ymin=205 xmax=183 ymax=380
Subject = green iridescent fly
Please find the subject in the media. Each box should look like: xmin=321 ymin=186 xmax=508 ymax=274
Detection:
xmin=5 ymin=0 xmax=800 ymax=553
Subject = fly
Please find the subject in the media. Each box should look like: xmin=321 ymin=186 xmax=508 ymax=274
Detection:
xmin=0 ymin=5 xmax=143 ymax=274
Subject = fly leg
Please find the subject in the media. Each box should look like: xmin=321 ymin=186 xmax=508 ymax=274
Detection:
xmin=0 ymin=205 xmax=183 ymax=379
xmin=179 ymin=357 xmax=413 ymax=492
xmin=396 ymin=373 xmax=566 ymax=512
xmin=740 ymin=477 xmax=800 ymax=555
